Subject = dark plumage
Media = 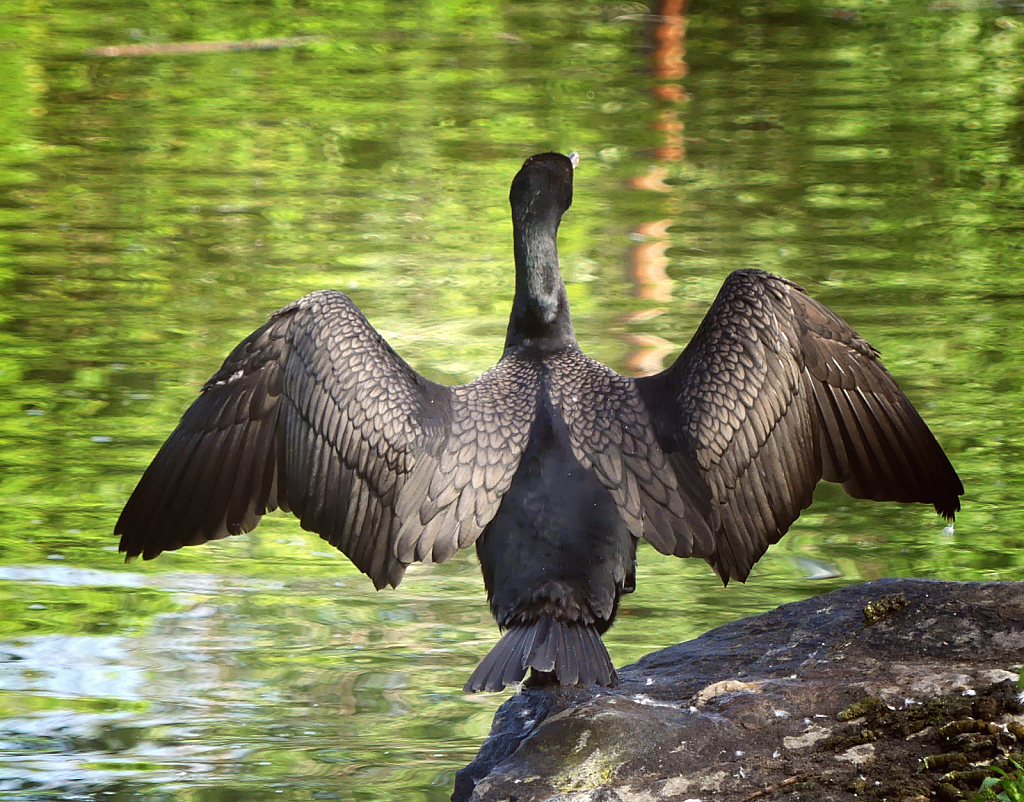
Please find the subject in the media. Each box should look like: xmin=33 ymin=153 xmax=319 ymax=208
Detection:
xmin=115 ymin=152 xmax=963 ymax=693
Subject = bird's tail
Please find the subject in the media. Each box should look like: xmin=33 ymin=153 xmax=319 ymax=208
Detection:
xmin=463 ymin=618 xmax=617 ymax=693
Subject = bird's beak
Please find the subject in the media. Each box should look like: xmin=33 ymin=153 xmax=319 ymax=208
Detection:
xmin=569 ymin=151 xmax=580 ymax=170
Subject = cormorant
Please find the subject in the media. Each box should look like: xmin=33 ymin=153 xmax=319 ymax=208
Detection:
xmin=115 ymin=152 xmax=963 ymax=693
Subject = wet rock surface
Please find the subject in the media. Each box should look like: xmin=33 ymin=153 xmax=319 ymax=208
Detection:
xmin=453 ymin=578 xmax=1024 ymax=802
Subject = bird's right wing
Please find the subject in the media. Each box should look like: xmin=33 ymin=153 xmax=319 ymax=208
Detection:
xmin=635 ymin=270 xmax=963 ymax=584
xmin=115 ymin=290 xmax=537 ymax=589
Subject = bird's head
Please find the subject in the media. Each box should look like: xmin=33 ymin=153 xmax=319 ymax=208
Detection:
xmin=509 ymin=152 xmax=578 ymax=227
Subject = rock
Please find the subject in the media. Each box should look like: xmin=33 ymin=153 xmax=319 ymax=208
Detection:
xmin=453 ymin=578 xmax=1024 ymax=802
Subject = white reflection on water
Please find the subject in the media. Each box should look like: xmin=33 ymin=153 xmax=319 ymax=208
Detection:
xmin=0 ymin=635 xmax=143 ymax=699
xmin=0 ymin=564 xmax=281 ymax=594
xmin=0 ymin=634 xmax=251 ymax=797
xmin=0 ymin=565 xmax=278 ymax=797
xmin=0 ymin=565 xmax=149 ymax=590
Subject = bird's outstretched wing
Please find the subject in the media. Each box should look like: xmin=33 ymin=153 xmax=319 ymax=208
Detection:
xmin=634 ymin=269 xmax=963 ymax=582
xmin=115 ymin=290 xmax=537 ymax=589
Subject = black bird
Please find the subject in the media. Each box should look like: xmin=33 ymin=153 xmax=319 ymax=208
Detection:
xmin=116 ymin=152 xmax=963 ymax=693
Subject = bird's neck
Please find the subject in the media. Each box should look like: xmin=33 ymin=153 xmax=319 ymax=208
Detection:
xmin=504 ymin=214 xmax=576 ymax=353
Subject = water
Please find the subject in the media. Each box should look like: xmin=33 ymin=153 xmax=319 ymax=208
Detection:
xmin=1 ymin=1 xmax=1022 ymax=799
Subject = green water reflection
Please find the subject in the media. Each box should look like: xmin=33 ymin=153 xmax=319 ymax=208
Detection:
xmin=1 ymin=1 xmax=1022 ymax=799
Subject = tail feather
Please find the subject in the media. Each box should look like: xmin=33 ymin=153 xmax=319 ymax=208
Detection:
xmin=576 ymin=623 xmax=601 ymax=686
xmin=530 ymin=618 xmax=555 ymax=673
xmin=467 ymin=625 xmax=526 ymax=694
xmin=463 ymin=619 xmax=618 ymax=693
xmin=500 ymin=625 xmax=533 ymax=689
xmin=560 ymin=624 xmax=581 ymax=685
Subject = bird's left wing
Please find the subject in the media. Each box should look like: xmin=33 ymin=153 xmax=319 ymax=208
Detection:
xmin=115 ymin=290 xmax=537 ymax=589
